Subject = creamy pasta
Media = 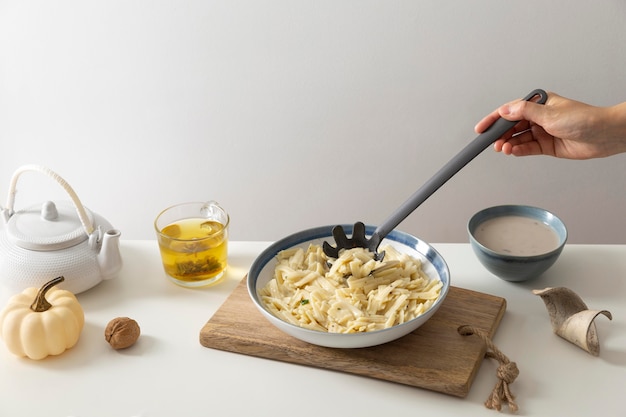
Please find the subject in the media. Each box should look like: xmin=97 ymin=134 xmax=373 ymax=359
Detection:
xmin=259 ymin=244 xmax=442 ymax=333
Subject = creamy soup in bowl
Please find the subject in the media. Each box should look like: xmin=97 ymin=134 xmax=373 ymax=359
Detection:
xmin=472 ymin=215 xmax=560 ymax=256
xmin=468 ymin=205 xmax=567 ymax=282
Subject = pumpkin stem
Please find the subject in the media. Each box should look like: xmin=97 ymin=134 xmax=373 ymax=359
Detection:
xmin=30 ymin=276 xmax=65 ymax=312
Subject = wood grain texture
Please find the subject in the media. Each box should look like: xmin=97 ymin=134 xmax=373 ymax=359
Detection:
xmin=200 ymin=277 xmax=506 ymax=397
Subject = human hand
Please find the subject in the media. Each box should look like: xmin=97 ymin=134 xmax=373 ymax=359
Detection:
xmin=474 ymin=92 xmax=626 ymax=159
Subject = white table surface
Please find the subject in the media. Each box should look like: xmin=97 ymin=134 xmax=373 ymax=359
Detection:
xmin=0 ymin=240 xmax=624 ymax=417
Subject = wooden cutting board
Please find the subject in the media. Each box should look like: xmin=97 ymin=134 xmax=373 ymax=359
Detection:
xmin=200 ymin=277 xmax=506 ymax=398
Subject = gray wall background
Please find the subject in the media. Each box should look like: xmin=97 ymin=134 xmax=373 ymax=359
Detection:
xmin=1 ymin=1 xmax=625 ymax=244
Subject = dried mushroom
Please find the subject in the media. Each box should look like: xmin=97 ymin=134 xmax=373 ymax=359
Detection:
xmin=533 ymin=287 xmax=612 ymax=356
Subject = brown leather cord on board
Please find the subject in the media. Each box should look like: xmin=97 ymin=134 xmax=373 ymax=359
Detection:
xmin=457 ymin=325 xmax=520 ymax=413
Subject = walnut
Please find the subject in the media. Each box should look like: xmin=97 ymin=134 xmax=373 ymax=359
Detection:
xmin=105 ymin=317 xmax=140 ymax=349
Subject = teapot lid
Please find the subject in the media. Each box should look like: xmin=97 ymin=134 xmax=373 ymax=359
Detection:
xmin=5 ymin=201 xmax=94 ymax=251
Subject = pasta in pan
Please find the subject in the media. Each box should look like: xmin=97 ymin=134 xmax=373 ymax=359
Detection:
xmin=259 ymin=244 xmax=442 ymax=333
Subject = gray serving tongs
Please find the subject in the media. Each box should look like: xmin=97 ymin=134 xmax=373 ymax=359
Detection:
xmin=322 ymin=88 xmax=548 ymax=260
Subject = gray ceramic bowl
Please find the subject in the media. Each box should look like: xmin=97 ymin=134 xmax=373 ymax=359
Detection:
xmin=247 ymin=225 xmax=450 ymax=348
xmin=468 ymin=205 xmax=567 ymax=282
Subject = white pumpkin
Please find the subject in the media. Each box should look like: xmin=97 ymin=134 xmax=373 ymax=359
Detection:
xmin=0 ymin=276 xmax=85 ymax=360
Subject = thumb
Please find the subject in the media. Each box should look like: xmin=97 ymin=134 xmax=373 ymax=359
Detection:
xmin=499 ymin=100 xmax=547 ymax=124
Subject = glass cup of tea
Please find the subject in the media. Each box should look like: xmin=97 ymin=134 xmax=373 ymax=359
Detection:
xmin=154 ymin=201 xmax=230 ymax=288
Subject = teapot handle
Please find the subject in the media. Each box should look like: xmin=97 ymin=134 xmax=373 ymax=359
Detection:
xmin=5 ymin=165 xmax=95 ymax=235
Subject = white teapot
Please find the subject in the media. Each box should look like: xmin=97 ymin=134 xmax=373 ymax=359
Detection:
xmin=0 ymin=165 xmax=122 ymax=294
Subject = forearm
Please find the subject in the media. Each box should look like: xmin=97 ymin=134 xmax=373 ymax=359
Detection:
xmin=599 ymin=102 xmax=626 ymax=156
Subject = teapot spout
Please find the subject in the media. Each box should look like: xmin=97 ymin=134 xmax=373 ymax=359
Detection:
xmin=98 ymin=229 xmax=123 ymax=280
xmin=1 ymin=207 xmax=10 ymax=224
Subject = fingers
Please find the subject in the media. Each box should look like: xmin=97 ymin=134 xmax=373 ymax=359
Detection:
xmin=493 ymin=131 xmax=531 ymax=155
xmin=494 ymin=138 xmax=542 ymax=157
xmin=500 ymin=99 xmax=548 ymax=126
xmin=476 ymin=92 xmax=554 ymax=134
xmin=474 ymin=97 xmax=526 ymax=134
xmin=493 ymin=138 xmax=509 ymax=154
xmin=474 ymin=105 xmax=526 ymax=136
xmin=494 ymin=125 xmax=556 ymax=157
xmin=474 ymin=109 xmax=501 ymax=133
xmin=509 ymin=140 xmax=551 ymax=157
